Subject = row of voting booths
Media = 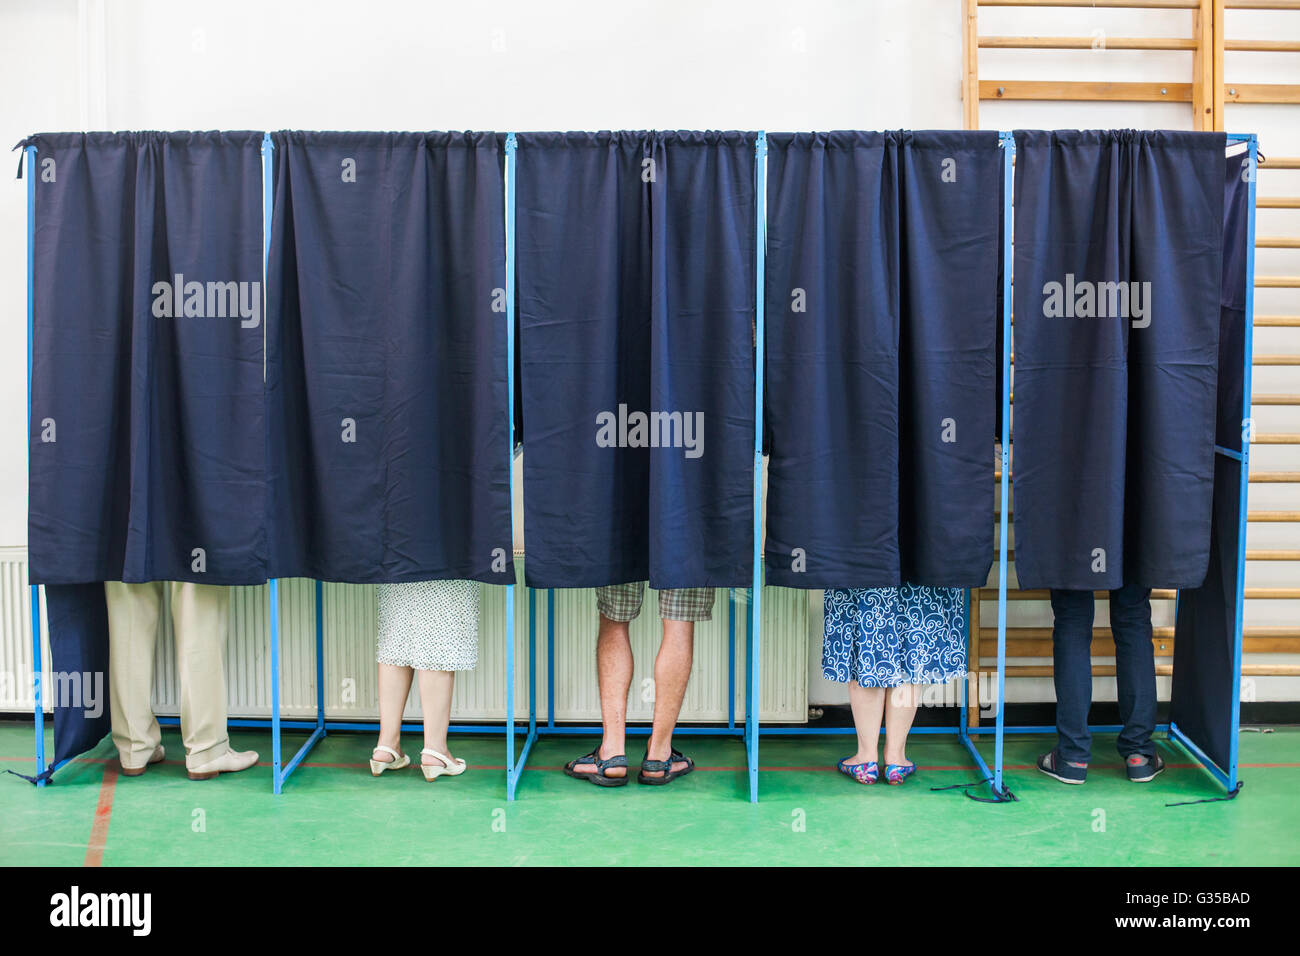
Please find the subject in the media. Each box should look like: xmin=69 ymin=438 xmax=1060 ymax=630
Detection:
xmin=17 ymin=128 xmax=1256 ymax=803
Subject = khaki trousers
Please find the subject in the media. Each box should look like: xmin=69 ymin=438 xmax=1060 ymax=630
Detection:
xmin=105 ymin=581 xmax=231 ymax=771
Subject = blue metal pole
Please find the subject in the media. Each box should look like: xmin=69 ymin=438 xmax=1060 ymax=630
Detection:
xmin=547 ymin=588 xmax=556 ymax=729
xmin=1159 ymin=135 xmax=1255 ymax=795
xmin=748 ymin=131 xmax=767 ymax=804
xmin=993 ymin=131 xmax=1015 ymax=798
xmin=315 ymin=579 xmax=325 ymax=733
xmin=504 ymin=132 xmax=519 ymax=800
xmin=269 ymin=578 xmax=282 ymax=793
xmin=25 ymin=144 xmax=45 ymax=787
xmin=1229 ymin=134 xmax=1258 ymax=793
xmin=261 ymin=133 xmax=283 ymax=794
xmin=959 ymin=588 xmax=970 ymax=740
xmin=29 ymin=583 xmax=42 ymax=786
xmin=765 ymin=724 xmax=992 ymax=737
xmin=727 ymin=588 xmax=735 ymax=731
xmin=262 ymin=132 xmax=274 ymax=333
xmin=171 ymin=716 xmax=519 ymax=733
xmin=1169 ymin=721 xmax=1232 ymax=790
xmin=528 ymin=586 xmax=537 ymax=737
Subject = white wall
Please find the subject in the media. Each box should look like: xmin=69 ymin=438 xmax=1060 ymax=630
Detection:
xmin=1 ymin=0 xmax=1297 ymax=707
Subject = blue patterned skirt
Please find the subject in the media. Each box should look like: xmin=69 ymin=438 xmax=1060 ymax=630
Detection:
xmin=823 ymin=585 xmax=967 ymax=687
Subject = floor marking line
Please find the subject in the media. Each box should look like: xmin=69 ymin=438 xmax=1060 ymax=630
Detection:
xmin=6 ymin=755 xmax=1298 ymax=774
xmin=83 ymin=763 xmax=117 ymax=868
xmin=9 ymin=756 xmax=1300 ymax=770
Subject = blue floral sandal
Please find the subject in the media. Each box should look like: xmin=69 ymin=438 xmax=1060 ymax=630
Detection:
xmin=885 ymin=762 xmax=916 ymax=785
xmin=838 ymin=758 xmax=879 ymax=785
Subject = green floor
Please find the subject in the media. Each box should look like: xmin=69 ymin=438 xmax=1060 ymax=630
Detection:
xmin=2 ymin=723 xmax=1297 ymax=866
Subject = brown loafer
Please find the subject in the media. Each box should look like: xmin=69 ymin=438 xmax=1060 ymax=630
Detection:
xmin=119 ymin=745 xmax=165 ymax=777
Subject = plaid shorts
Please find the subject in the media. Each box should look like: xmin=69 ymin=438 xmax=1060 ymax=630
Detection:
xmin=596 ymin=582 xmax=715 ymax=622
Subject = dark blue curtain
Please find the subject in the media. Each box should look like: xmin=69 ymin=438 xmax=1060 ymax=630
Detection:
xmin=266 ymin=131 xmax=513 ymax=584
xmin=5 ymin=584 xmax=111 ymax=784
xmin=517 ymin=131 xmax=755 ymax=589
xmin=763 ymin=131 xmax=1001 ymax=588
xmin=44 ymin=585 xmax=112 ymax=780
xmin=18 ymin=131 xmax=264 ymax=782
xmin=24 ymin=131 xmax=267 ymax=586
xmin=1011 ymin=130 xmax=1225 ymax=590
xmin=1170 ymin=144 xmax=1252 ymax=775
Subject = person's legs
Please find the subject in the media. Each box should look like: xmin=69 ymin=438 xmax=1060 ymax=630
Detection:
xmin=416 ymin=669 xmax=456 ymax=765
xmin=1108 ymin=583 xmax=1157 ymax=761
xmin=568 ymin=583 xmax=642 ymax=779
xmin=171 ymin=582 xmax=254 ymax=776
xmin=591 ymin=615 xmax=634 ymax=775
xmin=883 ymin=684 xmax=921 ymax=767
xmin=644 ymin=619 xmax=694 ymax=776
xmin=375 ymin=662 xmax=414 ymax=762
xmin=105 ymin=581 xmax=164 ymax=770
xmin=846 ymin=682 xmax=886 ymax=764
xmin=642 ymin=587 xmax=713 ymax=778
xmin=1049 ymin=588 xmax=1097 ymax=766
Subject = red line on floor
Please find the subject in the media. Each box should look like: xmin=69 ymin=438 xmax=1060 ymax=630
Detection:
xmin=84 ymin=758 xmax=1300 ymax=775
xmin=84 ymin=763 xmax=118 ymax=867
xmin=5 ymin=756 xmax=1298 ymax=771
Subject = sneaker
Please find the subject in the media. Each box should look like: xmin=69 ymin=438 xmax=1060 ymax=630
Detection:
xmin=1037 ymin=749 xmax=1087 ymax=785
xmin=1126 ymin=752 xmax=1165 ymax=783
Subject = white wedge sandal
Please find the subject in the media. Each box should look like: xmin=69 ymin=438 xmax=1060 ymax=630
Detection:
xmin=420 ymin=748 xmax=467 ymax=781
xmin=369 ymin=744 xmax=410 ymax=776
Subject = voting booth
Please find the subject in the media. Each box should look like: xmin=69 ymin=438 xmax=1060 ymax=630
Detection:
xmin=17 ymin=128 xmax=1254 ymax=803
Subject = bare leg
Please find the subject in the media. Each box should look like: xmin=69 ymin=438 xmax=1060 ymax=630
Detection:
xmin=883 ymin=684 xmax=921 ymax=766
xmin=375 ymin=662 xmax=414 ymax=762
xmin=847 ymin=682 xmax=886 ymax=764
xmin=643 ymin=619 xmax=695 ymax=777
xmin=416 ymin=669 xmax=456 ymax=765
xmin=570 ymin=614 xmax=634 ymax=778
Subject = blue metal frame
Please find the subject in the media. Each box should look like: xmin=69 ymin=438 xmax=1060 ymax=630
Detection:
xmin=20 ymin=145 xmax=83 ymax=786
xmin=747 ymin=131 xmax=767 ymax=803
xmin=261 ymin=134 xmax=304 ymax=796
xmin=1164 ymin=132 xmax=1256 ymax=795
xmin=238 ymin=572 xmax=510 ymax=792
xmin=759 ymin=590 xmax=1003 ymax=788
xmin=988 ymin=130 xmax=1015 ymax=797
xmin=21 ymin=133 xmax=323 ymax=791
xmin=992 ymin=134 xmax=1255 ymax=800
xmin=256 ymin=135 xmax=299 ymax=794
xmin=28 ymin=131 xmax=1244 ymax=804
xmin=504 ymin=132 xmax=535 ymax=801
xmin=25 ymin=144 xmax=46 ymax=787
xmin=758 ymin=134 xmax=1016 ymax=804
xmin=503 ymin=134 xmax=767 ymax=802
xmin=263 ymin=133 xmax=525 ymax=793
xmin=500 ymin=132 xmax=1017 ymax=803
xmin=1225 ymin=133 xmax=1257 ymax=792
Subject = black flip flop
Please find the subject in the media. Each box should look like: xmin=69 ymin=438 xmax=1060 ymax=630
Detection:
xmin=563 ymin=748 xmax=629 ymax=787
xmin=638 ymin=748 xmax=695 ymax=786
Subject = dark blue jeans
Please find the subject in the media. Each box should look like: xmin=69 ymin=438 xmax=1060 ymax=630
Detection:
xmin=1049 ymin=583 xmax=1157 ymax=764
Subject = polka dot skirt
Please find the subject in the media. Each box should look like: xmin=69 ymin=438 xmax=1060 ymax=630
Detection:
xmin=376 ymin=579 xmax=480 ymax=672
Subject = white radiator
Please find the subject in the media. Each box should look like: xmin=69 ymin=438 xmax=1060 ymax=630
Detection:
xmin=0 ymin=553 xmax=807 ymax=724
xmin=0 ymin=548 xmax=47 ymax=715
